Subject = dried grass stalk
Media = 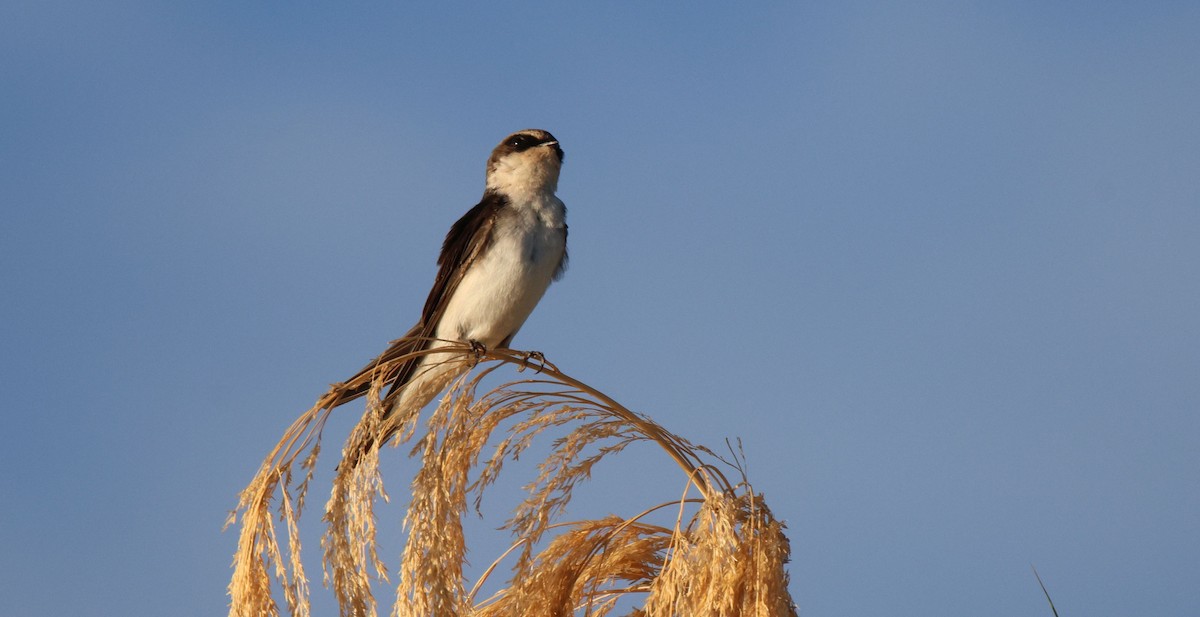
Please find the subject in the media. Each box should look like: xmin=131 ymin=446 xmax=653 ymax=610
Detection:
xmin=643 ymin=493 xmax=796 ymax=617
xmin=474 ymin=516 xmax=672 ymax=617
xmin=227 ymin=345 xmax=796 ymax=617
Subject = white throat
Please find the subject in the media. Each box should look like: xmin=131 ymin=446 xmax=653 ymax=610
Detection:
xmin=486 ymin=152 xmax=560 ymax=200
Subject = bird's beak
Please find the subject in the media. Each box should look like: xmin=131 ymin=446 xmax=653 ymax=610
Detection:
xmin=541 ymin=140 xmax=559 ymax=148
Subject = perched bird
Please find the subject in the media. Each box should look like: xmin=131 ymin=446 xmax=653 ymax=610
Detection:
xmin=331 ymin=129 xmax=568 ymax=445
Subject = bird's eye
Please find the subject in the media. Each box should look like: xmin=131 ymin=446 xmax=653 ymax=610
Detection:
xmin=507 ymin=134 xmax=534 ymax=150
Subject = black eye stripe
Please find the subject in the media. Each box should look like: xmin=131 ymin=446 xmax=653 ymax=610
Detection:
xmin=507 ymin=134 xmax=536 ymax=150
xmin=499 ymin=131 xmax=560 ymax=159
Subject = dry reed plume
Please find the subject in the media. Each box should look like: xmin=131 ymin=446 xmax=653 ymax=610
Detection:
xmin=227 ymin=344 xmax=797 ymax=616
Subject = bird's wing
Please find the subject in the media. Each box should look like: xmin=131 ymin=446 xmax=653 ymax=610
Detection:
xmin=328 ymin=194 xmax=506 ymax=409
xmin=552 ymin=220 xmax=568 ymax=281
xmin=419 ymin=191 xmax=507 ymax=330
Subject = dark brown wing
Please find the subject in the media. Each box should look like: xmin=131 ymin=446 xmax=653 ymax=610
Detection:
xmin=327 ymin=193 xmax=506 ymax=409
xmin=420 ymin=191 xmax=508 ymax=328
xmin=553 ymin=221 xmax=568 ymax=281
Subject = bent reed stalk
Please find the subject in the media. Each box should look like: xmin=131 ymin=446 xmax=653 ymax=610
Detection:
xmin=227 ymin=343 xmax=797 ymax=617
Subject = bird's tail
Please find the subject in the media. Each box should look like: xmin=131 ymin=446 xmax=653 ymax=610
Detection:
xmin=332 ymin=335 xmax=471 ymax=473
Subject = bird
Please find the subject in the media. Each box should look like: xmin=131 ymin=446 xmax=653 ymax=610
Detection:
xmin=330 ymin=129 xmax=568 ymax=454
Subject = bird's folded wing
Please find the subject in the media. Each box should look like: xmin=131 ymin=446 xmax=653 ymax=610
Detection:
xmin=326 ymin=194 xmax=505 ymax=410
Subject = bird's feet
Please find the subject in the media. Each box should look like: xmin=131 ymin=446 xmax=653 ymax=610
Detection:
xmin=517 ymin=350 xmax=548 ymax=373
xmin=467 ymin=339 xmax=488 ymax=365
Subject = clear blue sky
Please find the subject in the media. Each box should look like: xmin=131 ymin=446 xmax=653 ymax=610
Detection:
xmin=2 ymin=2 xmax=1198 ymax=615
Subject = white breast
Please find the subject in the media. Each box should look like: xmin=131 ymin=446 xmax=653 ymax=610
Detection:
xmin=434 ymin=194 xmax=566 ymax=347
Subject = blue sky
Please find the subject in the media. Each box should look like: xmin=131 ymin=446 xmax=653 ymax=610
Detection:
xmin=2 ymin=2 xmax=1198 ymax=615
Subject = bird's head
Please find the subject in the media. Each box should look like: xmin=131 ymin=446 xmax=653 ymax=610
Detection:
xmin=485 ymin=129 xmax=564 ymax=196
